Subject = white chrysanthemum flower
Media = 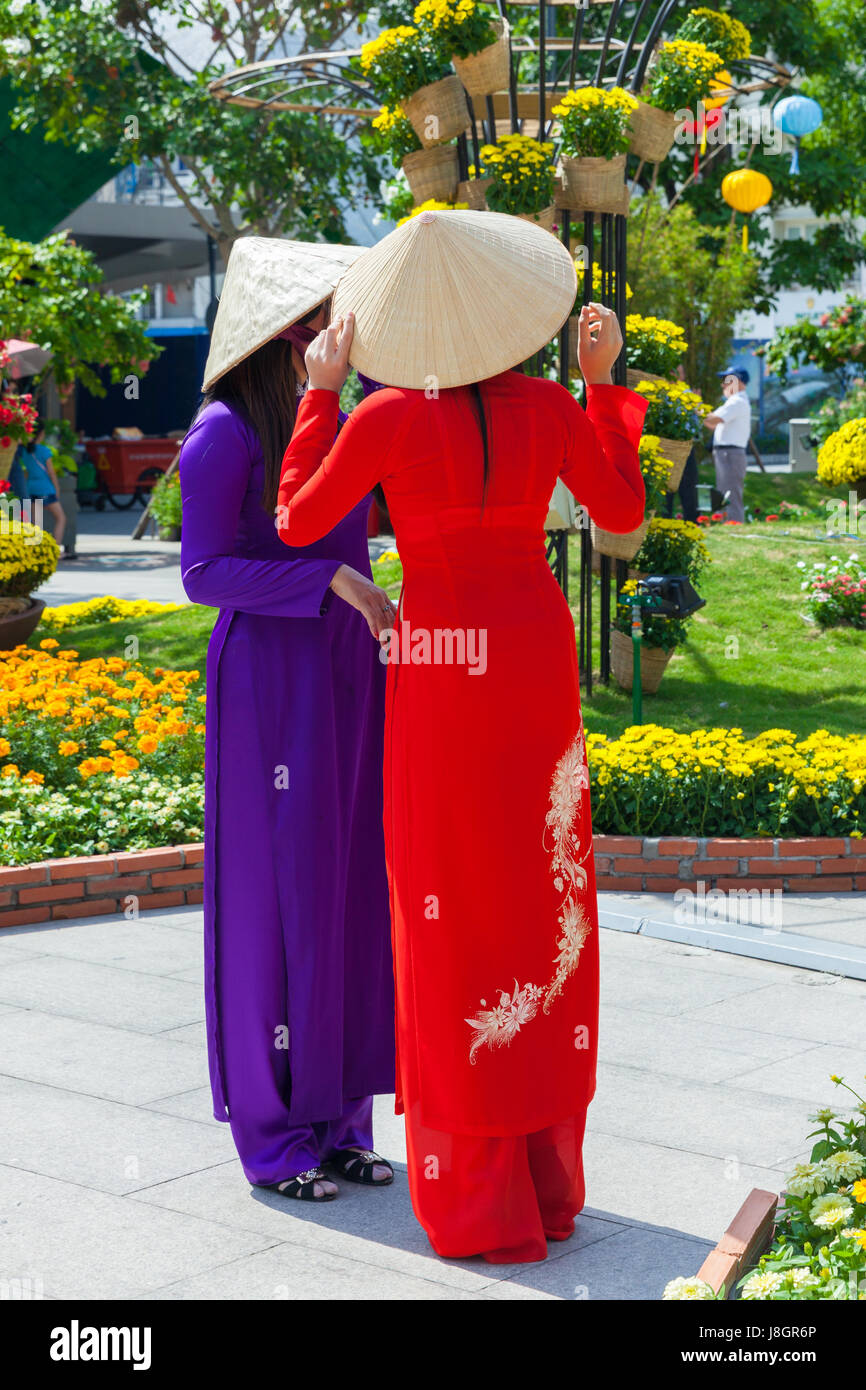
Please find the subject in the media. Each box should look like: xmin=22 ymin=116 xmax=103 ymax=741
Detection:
xmin=786 ymin=1162 xmax=829 ymax=1197
xmin=741 ymin=1270 xmax=783 ymax=1300
xmin=823 ymin=1150 xmax=866 ymax=1181
xmin=809 ymin=1193 xmax=853 ymax=1228
xmin=662 ymin=1277 xmax=716 ymax=1300
xmin=786 ymin=1267 xmax=821 ymax=1290
xmin=808 ymin=1107 xmax=837 ymax=1124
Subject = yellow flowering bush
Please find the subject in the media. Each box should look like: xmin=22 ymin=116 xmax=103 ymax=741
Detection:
xmin=0 ymin=642 xmax=205 ymax=862
xmin=359 ymin=25 xmax=451 ymax=104
xmin=633 ymin=516 xmax=711 ymax=579
xmin=476 ymin=133 xmax=555 ymax=216
xmin=676 ymin=8 xmax=752 ymax=66
xmin=0 ymin=521 xmax=59 ymax=597
xmin=817 ymin=418 xmax=866 ymax=488
xmin=633 ymin=378 xmax=710 ymax=440
xmin=397 ymin=198 xmax=469 ymax=224
xmin=644 ymin=39 xmax=724 ymax=113
xmin=41 ymin=597 xmax=183 ymax=631
xmin=553 ymin=85 xmax=638 ymax=160
xmin=638 ymin=436 xmax=678 ymax=514
xmin=625 ymin=313 xmax=688 ymax=378
xmin=586 ymin=725 xmax=866 ymax=837
xmin=370 ymin=104 xmax=422 ymax=160
xmin=413 ymin=0 xmax=497 ymax=60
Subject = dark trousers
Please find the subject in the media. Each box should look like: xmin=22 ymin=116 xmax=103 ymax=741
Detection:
xmin=663 ymin=448 xmax=699 ymax=524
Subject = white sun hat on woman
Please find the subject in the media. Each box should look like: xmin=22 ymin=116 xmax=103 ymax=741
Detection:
xmin=202 ymin=235 xmax=363 ymax=391
xmin=331 ymin=209 xmax=577 ymax=391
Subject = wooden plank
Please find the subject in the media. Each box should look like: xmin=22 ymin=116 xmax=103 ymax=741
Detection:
xmin=697 ymin=1188 xmax=780 ymax=1297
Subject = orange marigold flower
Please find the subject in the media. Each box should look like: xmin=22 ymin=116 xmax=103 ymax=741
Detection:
xmin=58 ymin=741 xmax=80 ymax=755
xmin=22 ymin=770 xmax=44 ymax=785
xmin=1 ymin=764 xmax=20 ymax=778
xmin=39 ymin=638 xmax=60 ymax=649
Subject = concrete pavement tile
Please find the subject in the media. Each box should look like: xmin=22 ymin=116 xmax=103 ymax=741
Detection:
xmin=0 ymin=956 xmax=203 ymax=1033
xmin=485 ymin=1225 xmax=713 ymax=1300
xmin=685 ymin=977 xmax=866 ymax=1047
xmin=0 ymin=1009 xmax=207 ymax=1104
xmin=590 ymin=1062 xmax=815 ymax=1169
xmin=130 ymin=1156 xmax=628 ymax=1294
xmin=599 ymin=953 xmax=771 ymax=1018
xmin=1 ymin=919 xmax=203 ymax=978
xmin=582 ymin=1130 xmax=785 ymax=1242
xmin=158 ymin=1022 xmax=207 ymax=1049
xmin=0 ymin=1163 xmax=273 ymax=1300
xmin=0 ymin=1075 xmax=235 ymax=1193
xmin=145 ymin=1241 xmax=490 ymax=1300
xmin=142 ymin=1087 xmax=223 ymax=1127
xmin=723 ymin=1042 xmax=866 ymax=1104
xmin=599 ymin=1003 xmax=816 ymax=1084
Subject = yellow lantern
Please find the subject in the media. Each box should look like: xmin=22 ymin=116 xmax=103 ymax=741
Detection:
xmin=721 ymin=169 xmax=773 ymax=250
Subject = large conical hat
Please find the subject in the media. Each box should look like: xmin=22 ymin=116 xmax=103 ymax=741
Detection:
xmin=202 ymin=236 xmax=362 ymax=391
xmin=331 ymin=210 xmax=577 ymax=390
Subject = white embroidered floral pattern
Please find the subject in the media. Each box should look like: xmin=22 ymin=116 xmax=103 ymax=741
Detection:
xmin=465 ymin=724 xmax=592 ymax=1062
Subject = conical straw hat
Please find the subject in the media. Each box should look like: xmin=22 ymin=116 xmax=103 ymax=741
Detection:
xmin=202 ymin=236 xmax=362 ymax=391
xmin=331 ymin=210 xmax=577 ymax=390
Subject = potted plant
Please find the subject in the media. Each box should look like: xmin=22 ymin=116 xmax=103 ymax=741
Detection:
xmin=817 ymin=417 xmax=866 ymax=502
xmin=552 ymin=85 xmax=637 ymax=214
xmin=371 ymin=103 xmax=459 ymax=205
xmin=0 ymin=388 xmax=38 ymax=480
xmin=474 ymin=133 xmax=558 ymax=229
xmin=149 ymin=470 xmax=182 ymax=541
xmin=632 ymin=378 xmax=709 ymax=489
xmin=630 ymin=515 xmax=712 ymax=582
xmin=675 ymin=7 xmax=752 ymax=66
xmin=625 ymin=313 xmax=688 ymax=386
xmin=631 ymin=38 xmax=723 ymax=165
xmin=592 ymin=435 xmax=674 ymax=562
xmin=414 ymin=0 xmax=510 ymax=99
xmin=0 ymin=518 xmax=59 ymax=647
xmin=360 ymin=25 xmax=468 ymax=148
xmin=611 ymin=577 xmax=690 ymax=693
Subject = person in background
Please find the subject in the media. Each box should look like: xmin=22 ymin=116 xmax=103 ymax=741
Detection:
xmin=703 ymin=367 xmax=752 ymax=524
xmin=663 ymin=364 xmax=698 ymax=522
xmin=16 ymin=422 xmax=66 ymax=544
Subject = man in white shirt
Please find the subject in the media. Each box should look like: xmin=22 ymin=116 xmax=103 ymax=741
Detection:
xmin=703 ymin=366 xmax=752 ymax=523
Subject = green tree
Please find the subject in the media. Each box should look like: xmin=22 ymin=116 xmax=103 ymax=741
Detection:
xmin=0 ymin=229 xmax=157 ymax=395
xmin=628 ymin=194 xmax=760 ymax=402
xmin=0 ymin=0 xmax=381 ymax=263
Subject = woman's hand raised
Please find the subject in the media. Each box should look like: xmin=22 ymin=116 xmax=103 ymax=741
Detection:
xmin=305 ymin=312 xmax=354 ymax=394
xmin=577 ymin=302 xmax=622 ymax=386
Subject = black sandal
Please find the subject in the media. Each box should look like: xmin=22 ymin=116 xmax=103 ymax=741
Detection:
xmin=267 ymin=1166 xmax=337 ymax=1201
xmin=328 ymin=1148 xmax=394 ymax=1186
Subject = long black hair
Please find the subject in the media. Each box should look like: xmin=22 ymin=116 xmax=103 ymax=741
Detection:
xmin=469 ymin=381 xmax=490 ymax=508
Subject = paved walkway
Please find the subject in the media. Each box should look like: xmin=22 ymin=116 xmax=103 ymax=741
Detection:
xmin=1 ymin=903 xmax=863 ymax=1301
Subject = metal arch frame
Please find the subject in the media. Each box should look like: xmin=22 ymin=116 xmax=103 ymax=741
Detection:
xmin=209 ymin=3 xmax=788 ymax=697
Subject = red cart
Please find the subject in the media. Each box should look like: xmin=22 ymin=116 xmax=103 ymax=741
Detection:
xmin=84 ymin=438 xmax=179 ymax=510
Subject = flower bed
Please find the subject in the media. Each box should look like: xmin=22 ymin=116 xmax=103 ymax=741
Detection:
xmin=798 ymin=552 xmax=866 ymax=630
xmin=587 ymin=725 xmax=866 ymax=838
xmin=0 ymin=639 xmax=204 ymax=863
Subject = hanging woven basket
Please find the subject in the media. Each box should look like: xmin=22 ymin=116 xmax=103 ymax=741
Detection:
xmin=517 ymin=204 xmax=558 ymax=233
xmin=0 ymin=441 xmax=17 ymax=482
xmin=657 ymin=437 xmax=694 ymax=491
xmin=591 ymin=515 xmax=650 ymax=561
xmin=456 ymin=175 xmax=492 ymax=209
xmin=610 ymin=628 xmax=673 ymax=694
xmin=558 ymin=155 xmax=629 ymax=215
xmin=453 ymin=20 xmax=511 ymax=98
xmin=402 ymin=145 xmax=460 ymax=204
xmin=404 ymin=75 xmax=470 ymax=148
xmin=628 ymin=99 xmax=679 ymax=164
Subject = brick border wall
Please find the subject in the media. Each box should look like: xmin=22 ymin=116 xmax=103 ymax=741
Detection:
xmin=594 ymin=836 xmax=866 ymax=894
xmin=0 ymin=845 xmax=204 ymax=927
xmin=0 ymin=836 xmax=862 ymax=928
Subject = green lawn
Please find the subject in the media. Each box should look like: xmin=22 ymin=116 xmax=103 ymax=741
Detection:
xmin=33 ymin=473 xmax=864 ymax=741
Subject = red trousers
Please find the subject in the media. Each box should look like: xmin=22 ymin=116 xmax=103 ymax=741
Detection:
xmin=404 ymin=1098 xmax=589 ymax=1264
